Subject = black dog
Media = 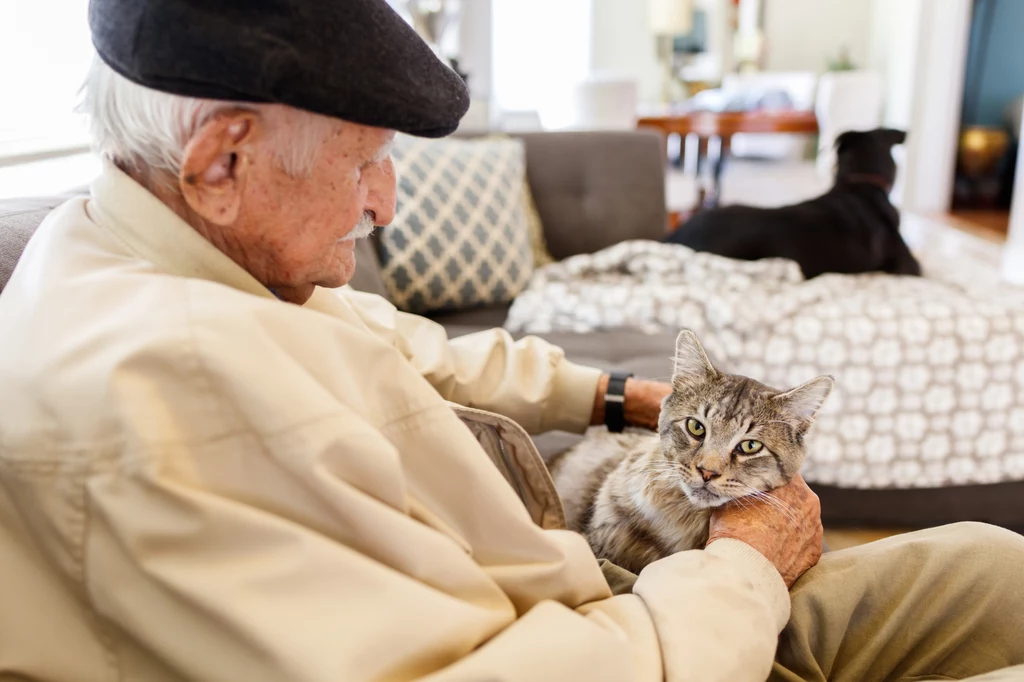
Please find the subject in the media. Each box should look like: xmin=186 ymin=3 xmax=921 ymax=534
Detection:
xmin=666 ymin=129 xmax=921 ymax=278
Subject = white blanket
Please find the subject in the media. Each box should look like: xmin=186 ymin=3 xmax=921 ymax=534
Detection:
xmin=505 ymin=241 xmax=1024 ymax=489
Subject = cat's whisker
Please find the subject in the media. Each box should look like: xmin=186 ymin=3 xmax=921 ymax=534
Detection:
xmin=731 ymin=496 xmax=753 ymax=512
xmin=643 ymin=464 xmax=684 ymax=475
xmin=756 ymin=497 xmax=801 ymax=526
xmin=648 ymin=472 xmax=683 ymax=485
xmin=736 ymin=487 xmax=801 ymax=526
xmin=640 ymin=464 xmax=684 ymax=474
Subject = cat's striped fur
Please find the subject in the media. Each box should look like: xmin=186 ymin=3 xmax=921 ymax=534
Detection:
xmin=548 ymin=330 xmax=833 ymax=574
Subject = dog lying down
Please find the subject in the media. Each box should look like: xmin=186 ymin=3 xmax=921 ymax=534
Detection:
xmin=666 ymin=128 xmax=921 ymax=279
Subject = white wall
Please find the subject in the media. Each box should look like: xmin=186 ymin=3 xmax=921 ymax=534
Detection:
xmin=1003 ymin=145 xmax=1024 ymax=284
xmin=866 ymin=0 xmax=924 ymax=130
xmin=589 ymin=0 xmax=661 ymax=103
xmin=762 ymin=0 xmax=871 ymax=73
xmin=458 ymin=0 xmax=492 ymax=102
xmin=897 ymin=0 xmax=971 ymax=215
xmin=491 ymin=0 xmax=592 ymax=128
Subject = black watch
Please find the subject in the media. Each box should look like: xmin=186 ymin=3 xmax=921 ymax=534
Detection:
xmin=604 ymin=371 xmax=634 ymax=433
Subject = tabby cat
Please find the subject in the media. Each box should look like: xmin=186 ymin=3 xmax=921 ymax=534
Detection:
xmin=548 ymin=329 xmax=833 ymax=574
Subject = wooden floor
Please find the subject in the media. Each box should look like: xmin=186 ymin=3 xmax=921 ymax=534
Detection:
xmin=946 ymin=209 xmax=1010 ymax=242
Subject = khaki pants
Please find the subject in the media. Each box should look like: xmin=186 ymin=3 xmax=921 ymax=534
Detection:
xmin=602 ymin=522 xmax=1024 ymax=681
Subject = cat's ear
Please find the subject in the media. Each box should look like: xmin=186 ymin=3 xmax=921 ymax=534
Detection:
xmin=672 ymin=329 xmax=717 ymax=387
xmin=774 ymin=375 xmax=834 ymax=424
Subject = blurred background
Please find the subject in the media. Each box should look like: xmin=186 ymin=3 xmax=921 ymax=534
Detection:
xmin=2 ymin=0 xmax=1023 ymax=250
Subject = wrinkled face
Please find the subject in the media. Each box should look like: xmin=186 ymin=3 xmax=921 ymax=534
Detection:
xmin=235 ymin=120 xmax=397 ymax=295
xmin=657 ymin=331 xmax=833 ymax=509
xmin=174 ymin=108 xmax=398 ymax=304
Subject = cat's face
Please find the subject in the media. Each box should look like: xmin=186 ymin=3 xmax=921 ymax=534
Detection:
xmin=657 ymin=330 xmax=833 ymax=509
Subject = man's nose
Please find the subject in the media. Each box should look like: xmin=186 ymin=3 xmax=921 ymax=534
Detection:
xmin=365 ymin=158 xmax=397 ymax=227
xmin=696 ymin=465 xmax=721 ymax=482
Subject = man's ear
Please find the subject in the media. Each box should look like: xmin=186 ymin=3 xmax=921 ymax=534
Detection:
xmin=179 ymin=110 xmax=261 ymax=226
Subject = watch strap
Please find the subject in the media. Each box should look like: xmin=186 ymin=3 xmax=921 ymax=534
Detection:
xmin=604 ymin=371 xmax=633 ymax=433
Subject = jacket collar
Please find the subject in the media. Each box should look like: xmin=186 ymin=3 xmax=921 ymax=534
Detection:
xmin=88 ymin=164 xmax=380 ymax=334
xmin=89 ymin=163 xmax=278 ymax=302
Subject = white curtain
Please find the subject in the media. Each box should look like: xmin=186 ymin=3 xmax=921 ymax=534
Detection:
xmin=491 ymin=0 xmax=592 ymax=129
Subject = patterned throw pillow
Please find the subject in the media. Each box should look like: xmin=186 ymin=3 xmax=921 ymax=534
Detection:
xmin=378 ymin=135 xmax=534 ymax=314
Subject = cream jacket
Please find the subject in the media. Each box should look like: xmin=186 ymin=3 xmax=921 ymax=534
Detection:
xmin=0 ymin=166 xmax=789 ymax=682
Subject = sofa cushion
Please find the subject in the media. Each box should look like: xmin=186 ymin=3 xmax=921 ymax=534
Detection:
xmin=378 ymin=135 xmax=533 ymax=315
xmin=429 ymin=304 xmax=513 ymax=333
xmin=518 ymin=131 xmax=668 ymax=259
xmin=532 ymin=330 xmax=677 ymax=379
xmin=527 ymin=329 xmax=677 ymax=465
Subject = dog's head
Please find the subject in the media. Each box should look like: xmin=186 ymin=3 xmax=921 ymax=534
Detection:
xmin=834 ymin=128 xmax=906 ymax=189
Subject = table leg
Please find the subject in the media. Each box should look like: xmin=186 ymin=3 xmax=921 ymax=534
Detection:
xmin=671 ymin=133 xmax=685 ymax=169
xmin=705 ymin=135 xmax=732 ymax=209
xmin=692 ymin=135 xmax=710 ymax=213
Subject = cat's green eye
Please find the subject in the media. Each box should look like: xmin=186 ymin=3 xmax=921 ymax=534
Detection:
xmin=737 ymin=440 xmax=763 ymax=455
xmin=685 ymin=418 xmax=706 ymax=438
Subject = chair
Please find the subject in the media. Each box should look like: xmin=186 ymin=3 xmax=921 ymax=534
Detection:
xmin=568 ymin=72 xmax=639 ymax=131
xmin=496 ymin=110 xmax=545 ymax=133
xmin=814 ymin=70 xmax=885 ymax=180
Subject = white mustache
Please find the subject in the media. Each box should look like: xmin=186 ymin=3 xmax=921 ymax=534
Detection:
xmin=341 ymin=214 xmax=376 ymax=242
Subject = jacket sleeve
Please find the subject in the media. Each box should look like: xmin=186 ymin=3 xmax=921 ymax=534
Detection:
xmin=84 ymin=425 xmax=788 ymax=682
xmin=77 ymin=293 xmax=789 ymax=682
xmin=338 ymin=288 xmax=602 ymax=434
xmin=83 ymin=450 xmax=651 ymax=681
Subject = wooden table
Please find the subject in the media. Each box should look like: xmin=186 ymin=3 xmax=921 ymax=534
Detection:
xmin=638 ymin=110 xmax=819 ymax=215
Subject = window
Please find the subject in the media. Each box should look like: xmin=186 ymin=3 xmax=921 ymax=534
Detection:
xmin=0 ymin=0 xmax=93 ymax=163
xmin=491 ymin=0 xmax=592 ymax=129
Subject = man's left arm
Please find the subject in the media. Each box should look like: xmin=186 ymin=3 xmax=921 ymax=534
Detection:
xmin=340 ymin=289 xmax=671 ymax=434
xmin=588 ymin=373 xmax=672 ymax=431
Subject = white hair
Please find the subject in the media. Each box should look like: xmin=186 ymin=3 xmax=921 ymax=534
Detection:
xmin=77 ymin=57 xmax=334 ymax=182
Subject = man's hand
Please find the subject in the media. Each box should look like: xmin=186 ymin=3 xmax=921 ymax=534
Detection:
xmin=706 ymin=475 xmax=823 ymax=588
xmin=591 ymin=376 xmax=672 ymax=430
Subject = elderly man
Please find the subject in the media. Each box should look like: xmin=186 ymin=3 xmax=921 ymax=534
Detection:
xmin=0 ymin=1 xmax=1023 ymax=680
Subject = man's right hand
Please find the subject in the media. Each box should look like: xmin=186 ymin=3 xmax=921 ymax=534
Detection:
xmin=706 ymin=475 xmax=823 ymax=588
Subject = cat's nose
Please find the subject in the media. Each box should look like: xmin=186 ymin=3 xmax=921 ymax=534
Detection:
xmin=696 ymin=465 xmax=720 ymax=482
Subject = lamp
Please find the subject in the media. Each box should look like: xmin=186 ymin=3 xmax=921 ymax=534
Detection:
xmin=649 ymin=0 xmax=693 ymax=104
xmin=406 ymin=0 xmax=460 ymax=59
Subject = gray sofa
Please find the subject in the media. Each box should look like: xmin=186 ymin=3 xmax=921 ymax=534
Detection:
xmin=2 ymin=131 xmax=1022 ymax=533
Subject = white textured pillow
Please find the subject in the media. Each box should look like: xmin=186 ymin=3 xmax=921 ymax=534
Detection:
xmin=378 ymin=135 xmax=533 ymax=314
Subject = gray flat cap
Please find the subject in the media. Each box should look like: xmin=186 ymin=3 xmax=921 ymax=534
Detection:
xmin=89 ymin=0 xmax=470 ymax=137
